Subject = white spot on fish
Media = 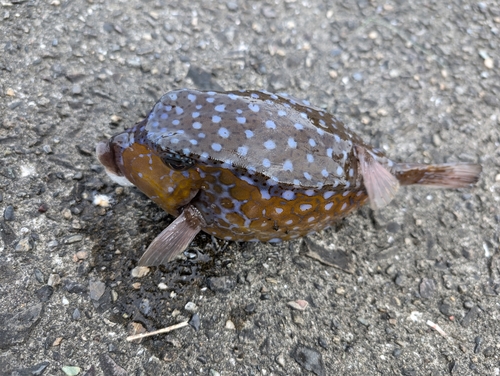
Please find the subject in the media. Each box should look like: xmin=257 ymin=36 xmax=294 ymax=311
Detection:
xmin=168 ymin=93 xmax=177 ymax=100
xmin=309 ymin=139 xmax=316 ymax=147
xmin=215 ymin=104 xmax=226 ymax=112
xmin=190 ymin=139 xmax=198 ymax=145
xmin=275 ymin=208 xmax=283 ymax=214
xmin=187 ymin=94 xmax=196 ymax=102
xmin=198 ymin=132 xmax=205 ymax=138
xmin=334 ymin=134 xmax=340 ymax=143
xmin=193 ymin=122 xmax=202 ymax=129
xmin=160 ymin=113 xmax=168 ymax=119
xmin=249 ymin=103 xmax=260 ymax=112
xmin=175 ymin=107 xmax=183 ymax=115
xmin=212 ymin=143 xmax=222 ymax=152
xmin=260 ymin=189 xmax=271 ymax=200
xmin=228 ymin=93 xmax=238 ymax=100
xmin=192 ymin=112 xmax=200 ymax=118
xmin=308 ymin=216 xmax=315 ymax=222
xmin=282 ymin=190 xmax=295 ymax=200
xmin=326 ymin=148 xmax=333 ymax=158
xmin=264 ymin=140 xmax=276 ymax=149
xmin=265 ymin=120 xmax=276 ymax=129
xmin=341 ymin=202 xmax=347 ymax=211
xmin=305 ymin=189 xmax=315 ymax=196
xmin=300 ymin=113 xmax=308 ymax=119
xmin=240 ymin=176 xmax=254 ymax=185
xmin=251 ymin=93 xmax=259 ymax=99
xmin=285 ymin=219 xmax=293 ymax=225
xmin=218 ymin=127 xmax=230 ymax=138
xmin=307 ymin=154 xmax=314 ymax=163
xmin=262 ymin=158 xmax=271 ymax=168
xmin=212 ymin=115 xmax=221 ymax=123
xmin=294 ymin=123 xmax=304 ymax=130
xmin=278 ymin=110 xmax=287 ymax=116
xmin=172 ymin=119 xmax=180 ymax=125
xmin=283 ymin=160 xmax=293 ymax=171
xmin=300 ymin=204 xmax=312 ymax=211
xmin=321 ymin=169 xmax=329 ymax=177
xmin=323 ymin=191 xmax=335 ymax=199
xmin=206 ymin=97 xmax=215 ymax=103
xmin=336 ymin=166 xmax=343 ymax=175
xmin=304 ymin=172 xmax=312 ymax=180
xmin=245 ymin=130 xmax=254 ymax=138
xmin=325 ymin=202 xmax=333 ymax=210
xmin=288 ymin=138 xmax=297 ymax=148
xmin=237 ymin=146 xmax=248 ymax=156
xmin=236 ymin=117 xmax=246 ymax=124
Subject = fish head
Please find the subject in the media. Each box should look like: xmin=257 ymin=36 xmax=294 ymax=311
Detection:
xmin=96 ymin=121 xmax=202 ymax=215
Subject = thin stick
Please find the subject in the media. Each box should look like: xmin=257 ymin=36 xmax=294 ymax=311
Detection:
xmin=126 ymin=321 xmax=189 ymax=341
xmin=426 ymin=320 xmax=447 ymax=338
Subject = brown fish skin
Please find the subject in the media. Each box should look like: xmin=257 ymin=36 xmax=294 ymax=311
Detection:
xmin=96 ymin=89 xmax=481 ymax=266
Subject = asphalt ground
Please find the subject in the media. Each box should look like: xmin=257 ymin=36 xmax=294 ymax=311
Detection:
xmin=0 ymin=0 xmax=499 ymax=375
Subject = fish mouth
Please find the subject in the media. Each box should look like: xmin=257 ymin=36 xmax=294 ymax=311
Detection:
xmin=96 ymin=140 xmax=121 ymax=176
xmin=96 ymin=133 xmax=134 ymax=187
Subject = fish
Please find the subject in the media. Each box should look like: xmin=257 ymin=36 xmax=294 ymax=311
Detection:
xmin=96 ymin=89 xmax=481 ymax=267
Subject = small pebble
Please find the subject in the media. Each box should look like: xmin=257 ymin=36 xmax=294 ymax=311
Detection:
xmin=72 ymin=308 xmax=81 ymax=320
xmin=61 ymin=366 xmax=81 ymax=376
xmin=89 ymin=280 xmax=106 ymax=301
xmin=158 ymin=282 xmax=168 ymax=290
xmin=225 ymin=320 xmax=235 ymax=330
xmin=419 ymin=278 xmax=436 ymax=299
xmin=287 ymin=300 xmax=309 ymax=311
xmin=184 ymin=302 xmax=197 ymax=312
xmin=131 ymin=266 xmax=150 ymax=278
xmin=48 ymin=274 xmax=61 ymax=286
xmin=4 ymin=205 xmax=14 ymax=221
xmin=275 ymin=352 xmax=286 ymax=367
xmin=484 ymin=58 xmax=494 ymax=69
xmin=74 ymin=250 xmax=88 ymax=261
xmin=335 ymin=287 xmax=345 ymax=295
xmin=65 ymin=235 xmax=83 ymax=244
xmin=188 ymin=313 xmax=201 ymax=330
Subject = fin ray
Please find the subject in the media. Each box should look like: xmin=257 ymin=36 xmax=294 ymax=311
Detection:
xmin=138 ymin=205 xmax=205 ymax=266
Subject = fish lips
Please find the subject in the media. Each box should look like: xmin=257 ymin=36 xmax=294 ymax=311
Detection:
xmin=96 ymin=133 xmax=134 ymax=187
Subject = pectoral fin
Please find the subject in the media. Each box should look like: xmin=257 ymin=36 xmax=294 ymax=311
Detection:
xmin=138 ymin=205 xmax=206 ymax=266
xmin=355 ymin=145 xmax=400 ymax=210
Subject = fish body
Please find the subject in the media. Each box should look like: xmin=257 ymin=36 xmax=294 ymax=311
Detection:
xmin=97 ymin=89 xmax=481 ymax=266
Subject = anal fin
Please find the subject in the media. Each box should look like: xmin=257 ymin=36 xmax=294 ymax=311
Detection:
xmin=138 ymin=205 xmax=206 ymax=267
xmin=355 ymin=145 xmax=400 ymax=210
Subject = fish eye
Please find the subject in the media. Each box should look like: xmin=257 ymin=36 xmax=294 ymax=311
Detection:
xmin=160 ymin=152 xmax=195 ymax=171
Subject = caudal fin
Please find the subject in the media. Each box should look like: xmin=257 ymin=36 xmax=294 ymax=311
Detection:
xmin=138 ymin=205 xmax=206 ymax=267
xmin=393 ymin=163 xmax=482 ymax=188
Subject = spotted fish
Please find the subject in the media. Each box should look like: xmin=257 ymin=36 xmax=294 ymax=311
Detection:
xmin=96 ymin=89 xmax=481 ymax=266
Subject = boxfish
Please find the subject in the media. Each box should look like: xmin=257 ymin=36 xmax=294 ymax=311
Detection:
xmin=96 ymin=89 xmax=481 ymax=266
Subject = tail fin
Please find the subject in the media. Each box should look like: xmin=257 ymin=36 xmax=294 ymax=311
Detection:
xmin=393 ymin=163 xmax=482 ymax=188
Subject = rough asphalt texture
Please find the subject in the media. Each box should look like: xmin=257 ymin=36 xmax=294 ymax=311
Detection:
xmin=1 ymin=1 xmax=499 ymax=375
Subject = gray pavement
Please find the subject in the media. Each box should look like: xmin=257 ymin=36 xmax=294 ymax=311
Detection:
xmin=0 ymin=0 xmax=499 ymax=375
